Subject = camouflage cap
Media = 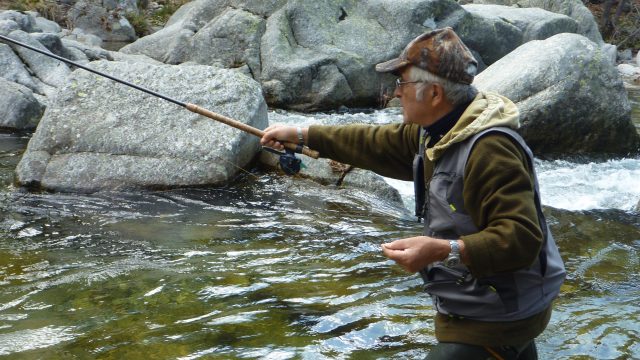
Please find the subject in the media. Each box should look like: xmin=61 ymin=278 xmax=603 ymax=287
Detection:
xmin=375 ymin=27 xmax=477 ymax=84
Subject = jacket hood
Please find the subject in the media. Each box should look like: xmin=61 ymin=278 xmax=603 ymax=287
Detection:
xmin=426 ymin=92 xmax=520 ymax=161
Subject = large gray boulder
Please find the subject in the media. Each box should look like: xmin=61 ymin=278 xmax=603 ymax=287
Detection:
xmin=120 ymin=0 xmax=284 ymax=70
xmin=16 ymin=61 xmax=267 ymax=192
xmin=457 ymin=4 xmax=578 ymax=64
xmin=475 ymin=33 xmax=640 ymax=156
xmin=467 ymin=0 xmax=603 ymax=44
xmin=0 ymin=78 xmax=45 ymax=130
xmin=258 ymin=0 xmax=463 ymax=111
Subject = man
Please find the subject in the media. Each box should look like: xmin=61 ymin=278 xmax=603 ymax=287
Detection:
xmin=260 ymin=27 xmax=565 ymax=359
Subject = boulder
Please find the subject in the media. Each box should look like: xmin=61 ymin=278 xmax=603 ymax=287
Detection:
xmin=457 ymin=4 xmax=577 ymax=64
xmin=637 ymin=51 xmax=640 ymax=67
xmin=0 ymin=43 xmax=40 ymax=92
xmin=475 ymin=33 xmax=640 ymax=156
xmin=0 ymin=19 xmax=20 ymax=35
xmin=120 ymin=0 xmax=282 ymax=66
xmin=67 ymin=0 xmax=137 ymax=42
xmin=33 ymin=15 xmax=62 ymax=34
xmin=618 ymin=64 xmax=640 ymax=86
xmin=5 ymin=30 xmax=72 ymax=88
xmin=259 ymin=0 xmax=464 ymax=111
xmin=61 ymin=38 xmax=113 ymax=61
xmin=64 ymin=28 xmax=104 ymax=47
xmin=188 ymin=8 xmax=265 ymax=78
xmin=0 ymin=11 xmax=38 ymax=33
xmin=0 ymin=78 xmax=45 ymax=130
xmin=618 ymin=48 xmax=633 ymax=62
xmin=16 ymin=61 xmax=267 ymax=192
xmin=467 ymin=0 xmax=603 ymax=44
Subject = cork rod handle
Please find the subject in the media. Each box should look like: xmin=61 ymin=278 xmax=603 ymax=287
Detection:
xmin=186 ymin=103 xmax=320 ymax=159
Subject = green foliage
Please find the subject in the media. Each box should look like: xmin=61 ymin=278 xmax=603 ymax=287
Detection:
xmin=149 ymin=0 xmax=189 ymax=26
xmin=125 ymin=12 xmax=150 ymax=37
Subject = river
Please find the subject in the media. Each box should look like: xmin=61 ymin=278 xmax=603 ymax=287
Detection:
xmin=0 ymin=87 xmax=638 ymax=359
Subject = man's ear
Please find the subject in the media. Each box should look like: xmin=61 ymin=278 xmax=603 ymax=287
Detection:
xmin=431 ymin=83 xmax=445 ymax=106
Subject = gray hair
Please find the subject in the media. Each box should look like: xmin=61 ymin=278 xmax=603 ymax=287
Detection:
xmin=407 ymin=66 xmax=478 ymax=106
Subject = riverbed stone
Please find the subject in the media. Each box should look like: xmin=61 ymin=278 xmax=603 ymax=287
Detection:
xmin=16 ymin=61 xmax=267 ymax=192
xmin=0 ymin=19 xmax=20 ymax=35
xmin=6 ymin=30 xmax=72 ymax=89
xmin=0 ymin=10 xmax=38 ymax=33
xmin=0 ymin=43 xmax=41 ymax=93
xmin=618 ymin=64 xmax=640 ymax=84
xmin=475 ymin=33 xmax=640 ymax=156
xmin=61 ymin=38 xmax=113 ymax=61
xmin=67 ymin=0 xmax=137 ymax=42
xmin=0 ymin=77 xmax=45 ymax=130
xmin=33 ymin=15 xmax=62 ymax=34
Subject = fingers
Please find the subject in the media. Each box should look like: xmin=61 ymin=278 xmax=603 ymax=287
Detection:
xmin=381 ymin=236 xmax=433 ymax=273
xmin=382 ymin=238 xmax=410 ymax=251
xmin=260 ymin=124 xmax=297 ymax=151
xmin=381 ymin=243 xmax=405 ymax=261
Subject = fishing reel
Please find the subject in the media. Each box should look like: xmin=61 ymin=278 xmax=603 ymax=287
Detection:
xmin=262 ymin=147 xmax=302 ymax=175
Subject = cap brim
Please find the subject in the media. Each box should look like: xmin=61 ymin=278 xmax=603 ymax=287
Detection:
xmin=375 ymin=57 xmax=410 ymax=74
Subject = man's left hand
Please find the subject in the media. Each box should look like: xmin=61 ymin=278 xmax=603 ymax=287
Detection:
xmin=381 ymin=236 xmax=451 ymax=273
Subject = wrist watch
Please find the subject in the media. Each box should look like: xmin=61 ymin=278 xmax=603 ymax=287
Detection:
xmin=444 ymin=240 xmax=461 ymax=268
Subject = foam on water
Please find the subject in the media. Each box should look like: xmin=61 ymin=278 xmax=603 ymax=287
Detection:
xmin=384 ymin=157 xmax=640 ymax=212
xmin=536 ymin=158 xmax=640 ymax=211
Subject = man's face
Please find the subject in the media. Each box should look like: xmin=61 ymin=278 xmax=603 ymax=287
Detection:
xmin=394 ymin=68 xmax=432 ymax=126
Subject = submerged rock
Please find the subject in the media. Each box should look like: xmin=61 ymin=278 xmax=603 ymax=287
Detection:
xmin=475 ymin=33 xmax=639 ymax=156
xmin=16 ymin=61 xmax=267 ymax=192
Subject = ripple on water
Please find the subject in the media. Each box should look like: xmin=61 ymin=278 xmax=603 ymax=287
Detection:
xmin=0 ymin=326 xmax=77 ymax=355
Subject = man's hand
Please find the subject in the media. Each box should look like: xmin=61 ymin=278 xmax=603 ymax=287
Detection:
xmin=381 ymin=236 xmax=452 ymax=273
xmin=260 ymin=125 xmax=307 ymax=151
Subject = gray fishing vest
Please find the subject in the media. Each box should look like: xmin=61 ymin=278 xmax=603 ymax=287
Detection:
xmin=413 ymin=127 xmax=566 ymax=321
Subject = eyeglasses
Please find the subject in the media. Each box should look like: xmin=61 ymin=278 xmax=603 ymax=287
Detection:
xmin=396 ymin=78 xmax=422 ymax=88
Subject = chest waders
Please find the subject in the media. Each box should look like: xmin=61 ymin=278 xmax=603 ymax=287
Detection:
xmin=413 ymin=127 xmax=566 ymax=321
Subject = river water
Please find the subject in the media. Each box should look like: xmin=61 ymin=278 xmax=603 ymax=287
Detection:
xmin=0 ymin=88 xmax=639 ymax=359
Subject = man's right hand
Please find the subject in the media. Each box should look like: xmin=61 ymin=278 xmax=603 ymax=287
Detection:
xmin=260 ymin=125 xmax=307 ymax=151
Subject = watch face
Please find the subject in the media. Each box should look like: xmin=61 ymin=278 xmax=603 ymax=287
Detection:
xmin=445 ymin=257 xmax=460 ymax=267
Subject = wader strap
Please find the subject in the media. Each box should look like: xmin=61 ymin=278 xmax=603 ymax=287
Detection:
xmin=413 ymin=128 xmax=428 ymax=221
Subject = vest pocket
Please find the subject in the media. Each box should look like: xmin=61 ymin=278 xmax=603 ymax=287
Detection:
xmin=423 ymin=264 xmax=507 ymax=319
xmin=427 ymin=172 xmax=459 ymax=234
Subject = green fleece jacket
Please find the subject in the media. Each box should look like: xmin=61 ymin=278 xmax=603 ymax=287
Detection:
xmin=307 ymin=92 xmax=550 ymax=346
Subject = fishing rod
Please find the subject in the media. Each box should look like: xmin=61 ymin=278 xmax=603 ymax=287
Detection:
xmin=0 ymin=33 xmax=319 ymax=174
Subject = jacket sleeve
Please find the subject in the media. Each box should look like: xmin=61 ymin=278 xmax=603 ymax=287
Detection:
xmin=460 ymin=133 xmax=544 ymax=278
xmin=307 ymin=123 xmax=421 ymax=181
